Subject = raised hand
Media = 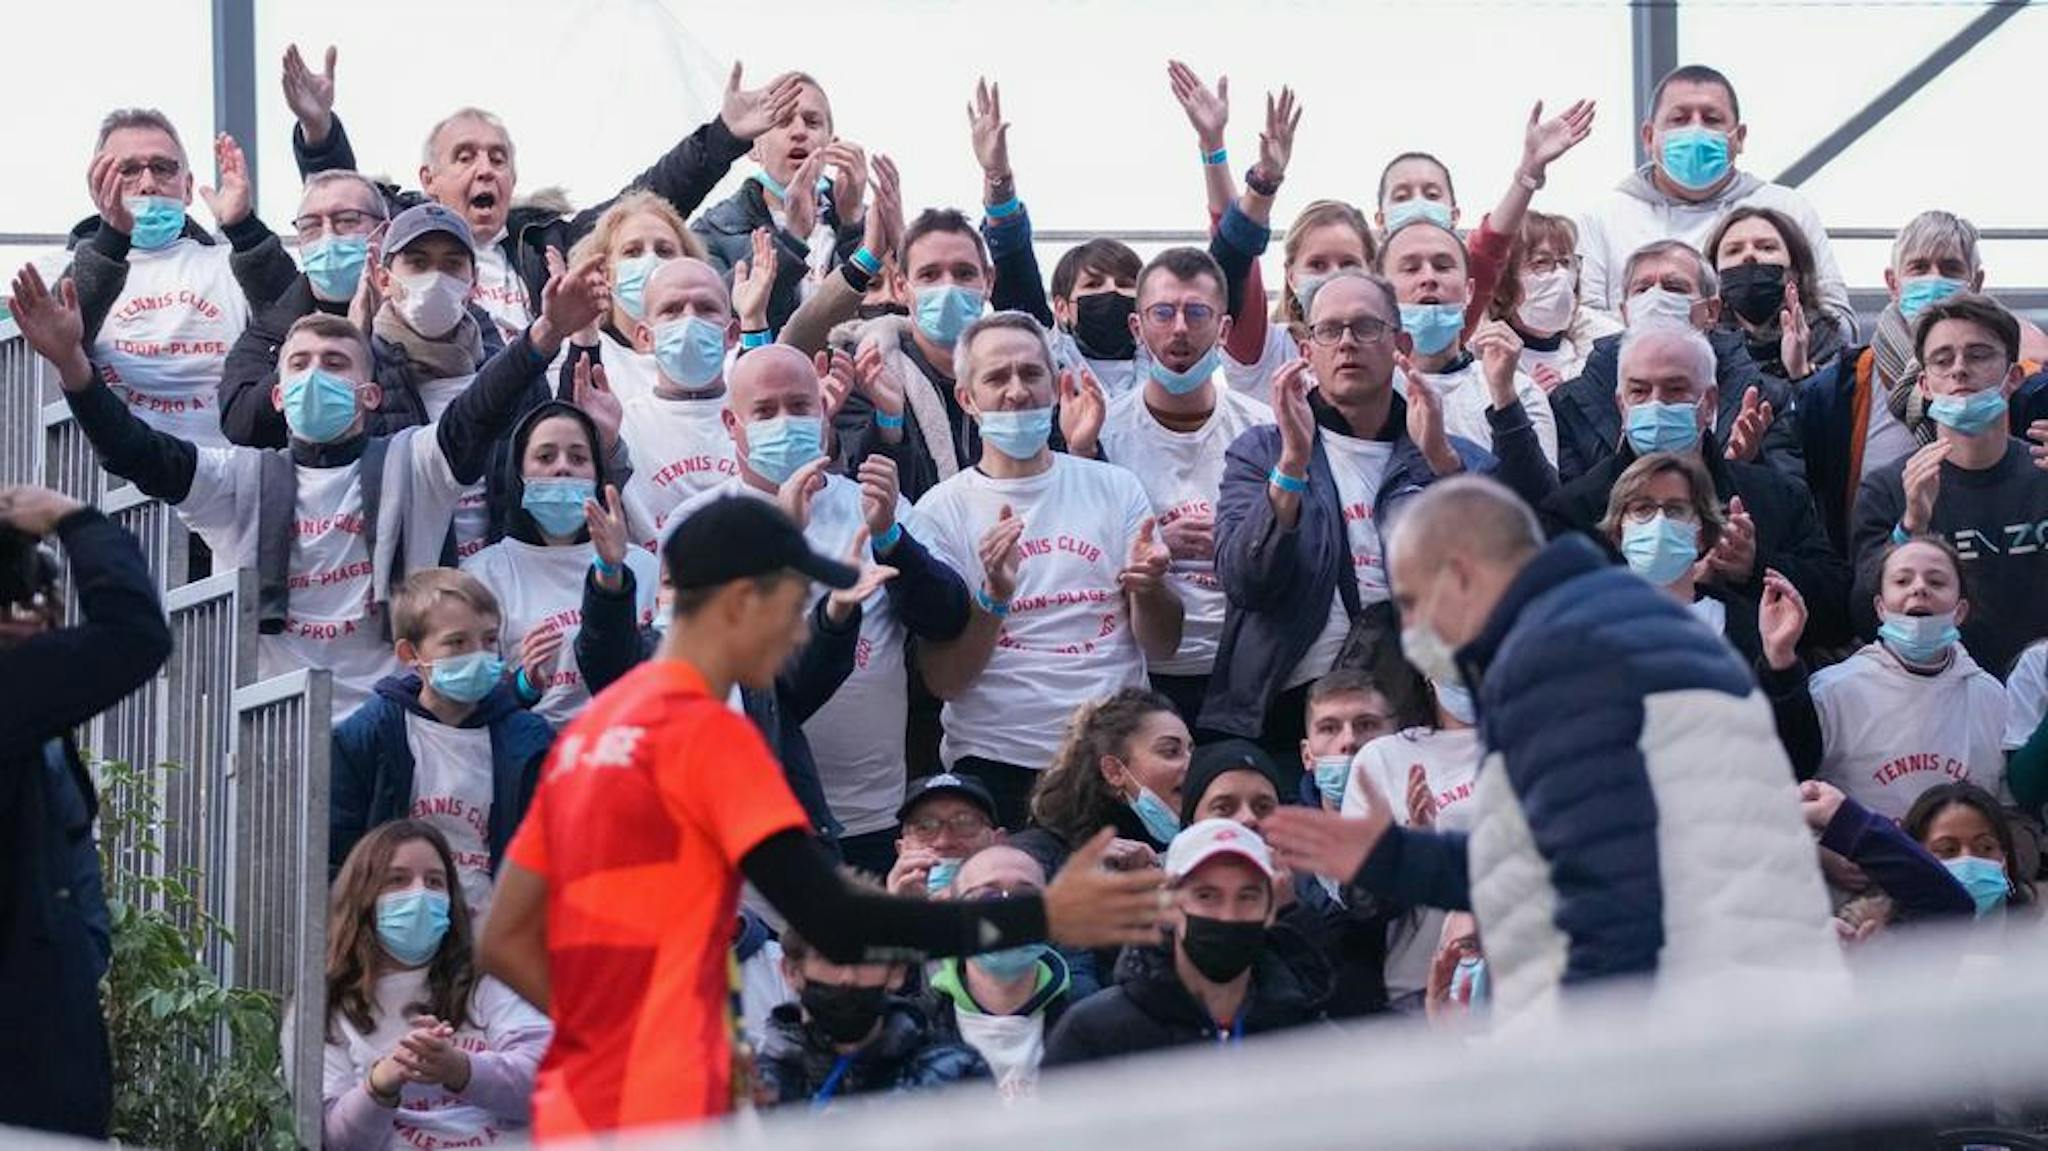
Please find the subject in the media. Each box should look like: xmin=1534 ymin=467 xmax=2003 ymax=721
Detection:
xmin=1256 ymin=86 xmax=1302 ymax=183
xmin=571 ymin=357 xmax=621 ymax=451
xmin=1406 ymin=762 xmax=1439 ymax=829
xmin=1399 ymin=353 xmax=1462 ymax=476
xmin=782 ymin=151 xmax=826 ymax=240
xmin=1166 ymin=60 xmax=1229 ymax=152
xmin=857 ymin=455 xmax=901 ymax=539
xmin=348 ymin=225 xmax=386 ymax=333
xmin=776 ymin=457 xmax=831 ymax=530
xmin=536 ymin=249 xmax=610 ymax=355
xmin=732 ymin=228 xmax=779 ymax=331
xmin=862 ymin=154 xmax=904 ymax=265
xmin=281 ymin=44 xmax=338 ymax=144
xmin=519 ymin=627 xmax=565 ymax=696
xmin=1272 ymin=359 xmax=1316 ymax=475
xmin=818 ymin=140 xmax=868 ymax=223
xmin=1160 ymin=508 xmax=1215 ymax=563
xmin=584 ymin=484 xmax=628 ymax=589
xmin=1531 ymin=361 xmax=1564 ymax=394
xmin=86 ymin=153 xmax=133 ymax=236
xmin=387 ymin=1016 xmax=471 ymax=1091
xmin=721 ymin=64 xmax=803 ymax=141
xmin=1706 ymin=494 xmax=1756 ymax=583
xmin=1040 ymin=828 xmax=1169 ymax=951
xmin=1262 ymin=766 xmax=1396 ymax=883
xmin=1900 ymin=440 xmax=1952 ymax=533
xmin=978 ymin=504 xmax=1025 ymax=603
xmin=968 ymin=77 xmax=1011 ymax=181
xmin=1723 ymin=385 xmax=1773 ymax=463
xmin=853 ymin=340 xmax=906 ymax=427
xmin=815 ymin=349 xmax=854 ymax=425
xmin=1469 ymin=319 xmax=1525 ymax=410
xmin=1758 ymin=567 xmax=1807 ymax=671
xmin=886 ymin=847 xmax=943 ymax=897
xmin=1056 ymin=368 xmax=1106 ymax=459
xmin=197 ymin=133 xmax=252 ymax=228
xmin=826 ymin=528 xmax=900 ymax=624
xmin=7 ymin=264 xmax=92 ymax=388
xmin=0 ymin=485 xmax=86 ymax=537
xmin=1521 ymin=99 xmax=1596 ymax=179
xmin=1118 ymin=517 xmax=1171 ymax=597
xmin=1780 ymin=284 xmax=1812 ymax=380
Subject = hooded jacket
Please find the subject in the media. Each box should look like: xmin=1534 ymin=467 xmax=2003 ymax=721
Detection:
xmin=1041 ymin=937 xmax=1326 ymax=1067
xmin=327 ymin=673 xmax=553 ymax=880
xmin=1577 ymin=166 xmax=1851 ymax=331
xmin=754 ymin=996 xmax=986 ymax=1107
xmin=922 ymin=949 xmax=1076 ymax=1090
xmin=693 ymin=177 xmax=863 ymax=334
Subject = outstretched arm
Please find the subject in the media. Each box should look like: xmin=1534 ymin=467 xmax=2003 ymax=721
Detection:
xmin=970 ymin=78 xmax=1053 ymax=327
xmin=1465 ymin=100 xmax=1596 ymax=332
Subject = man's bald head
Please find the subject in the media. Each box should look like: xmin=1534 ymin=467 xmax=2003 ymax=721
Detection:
xmin=723 ymin=344 xmax=826 ymax=489
xmin=643 ymin=257 xmax=730 ymax=323
xmin=954 ymin=845 xmax=1046 ymax=896
xmin=1388 ymin=476 xmax=1543 ymax=653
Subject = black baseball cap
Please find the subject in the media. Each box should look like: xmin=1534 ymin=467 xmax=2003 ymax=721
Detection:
xmin=1181 ymin=739 xmax=1284 ymax=826
xmin=896 ymin=772 xmax=1000 ymax=825
xmin=664 ymin=496 xmax=857 ymax=592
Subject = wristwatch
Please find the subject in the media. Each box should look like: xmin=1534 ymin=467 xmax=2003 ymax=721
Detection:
xmin=1516 ymin=167 xmax=1546 ymax=192
xmin=1244 ymin=165 xmax=1284 ymax=198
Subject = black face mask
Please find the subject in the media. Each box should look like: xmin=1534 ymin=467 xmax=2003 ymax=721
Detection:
xmin=1179 ymin=915 xmax=1266 ymax=983
xmin=856 ymin=302 xmax=910 ymax=321
xmin=1719 ymin=262 xmax=1788 ymax=327
xmin=1072 ymin=291 xmax=1138 ymax=361
xmin=800 ymin=981 xmax=889 ymax=1044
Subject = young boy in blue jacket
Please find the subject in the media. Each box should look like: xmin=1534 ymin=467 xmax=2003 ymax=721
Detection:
xmin=330 ymin=568 xmax=553 ymax=915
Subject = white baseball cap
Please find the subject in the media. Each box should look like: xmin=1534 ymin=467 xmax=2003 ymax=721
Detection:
xmin=1164 ymin=818 xmax=1277 ymax=882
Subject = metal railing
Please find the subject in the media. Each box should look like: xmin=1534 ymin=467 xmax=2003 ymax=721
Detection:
xmin=159 ymin=568 xmax=256 ymax=965
xmin=0 ymin=316 xmax=46 ymax=488
xmin=232 ymin=668 xmax=332 ymax=1151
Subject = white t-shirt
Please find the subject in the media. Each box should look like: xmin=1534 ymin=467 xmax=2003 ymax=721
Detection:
xmin=1811 ymin=642 xmax=2010 ymax=820
xmin=1048 ymin=326 xmax=1148 ymax=400
xmin=546 ymin=328 xmax=665 ymax=408
xmin=321 ymin=970 xmax=548 ymax=1150
xmin=674 ymin=474 xmax=923 ymax=837
xmin=1286 ymin=429 xmax=1395 ymax=689
xmin=1395 ymin=359 xmax=1559 ymax=466
xmin=619 ymin=391 xmax=741 ymax=551
xmin=2001 ymin=641 xmax=2047 ymax=752
xmin=909 ymin=454 xmax=1155 ymax=768
xmin=470 ymin=230 xmax=531 ymax=344
xmin=403 ymin=715 xmax=496 ymax=916
xmin=462 ymin=537 xmax=659 ymax=728
xmin=1861 ymin=395 xmax=1918 ymax=482
xmin=1221 ymin=324 xmax=1300 ymax=407
xmin=1346 ymin=725 xmax=1483 ymax=1000
xmin=1689 ymin=595 xmax=1728 ymax=638
xmin=1097 ymin=384 xmax=1274 ymax=676
xmin=89 ymin=237 xmax=250 ymax=449
xmin=403 ymin=373 xmax=495 ymax=562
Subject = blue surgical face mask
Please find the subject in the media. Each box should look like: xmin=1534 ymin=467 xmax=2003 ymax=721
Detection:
xmin=1658 ymin=126 xmax=1732 ymax=192
xmin=1129 ymin=786 xmax=1181 ymax=845
xmin=428 ymin=650 xmax=505 ymax=705
xmin=970 ymin=943 xmax=1047 ymax=982
xmin=1399 ymin=302 xmax=1465 ymax=356
xmin=745 ymin=414 xmax=824 ymax=486
xmin=301 ymin=234 xmax=370 ymax=302
xmin=522 ymin=476 xmax=596 ymax=539
xmin=613 ymin=253 xmax=667 ymax=322
xmin=653 ymin=316 xmax=728 ymax=389
xmin=1450 ymin=954 xmax=1489 ymax=1005
xmin=1620 ymin=514 xmax=1701 ymax=586
xmin=1927 ymin=387 xmax=2008 ymax=436
xmin=1878 ymin=609 xmax=1960 ymax=666
xmin=1148 ymin=344 xmax=1220 ymax=396
xmin=977 ymin=406 xmax=1053 ymax=460
xmin=1312 ymin=755 xmax=1351 ymax=808
xmin=375 ymin=887 xmax=451 ymax=967
xmin=1943 ymin=855 xmax=2011 ymax=918
xmin=280 ymin=367 xmax=362 ymax=444
xmin=1385 ymin=197 xmax=1454 ymax=232
xmin=1433 ymin=679 xmax=1478 ymax=726
xmin=1625 ymin=400 xmax=1703 ymax=456
xmin=914 ymin=285 xmax=986 ymax=346
xmin=125 ymin=195 xmax=187 ymax=250
xmin=926 ymin=858 xmax=964 ymax=894
xmin=1899 ymin=275 xmax=1967 ymax=322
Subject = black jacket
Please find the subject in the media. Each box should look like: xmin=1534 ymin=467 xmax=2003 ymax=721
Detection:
xmin=1548 ymin=328 xmax=1803 ymax=485
xmin=754 ymin=997 xmax=986 ymax=1107
xmin=693 ymin=178 xmax=863 ymax=334
xmin=0 ymin=510 xmax=172 ymax=1138
xmin=1041 ymin=938 xmax=1326 ymax=1067
xmin=295 ymin=111 xmax=751 ymax=317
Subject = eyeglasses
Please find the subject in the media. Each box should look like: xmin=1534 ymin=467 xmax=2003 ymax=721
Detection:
xmin=960 ymin=884 xmax=1037 ymax=902
xmin=1524 ymin=253 xmax=1576 ymax=276
xmin=1308 ymin=317 xmax=1394 ymax=347
xmin=904 ymin=812 xmax=992 ymax=838
xmin=291 ymin=209 xmax=383 ymax=240
xmin=1142 ymin=301 xmax=1218 ymax=326
xmin=1621 ymin=499 xmax=1700 ymax=525
xmin=116 ymin=158 xmax=183 ymax=182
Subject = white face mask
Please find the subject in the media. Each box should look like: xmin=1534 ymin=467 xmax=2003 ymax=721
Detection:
xmin=391 ymin=269 xmax=471 ymax=338
xmin=1516 ymin=268 xmax=1577 ymax=333
xmin=1624 ymin=286 xmax=1697 ymax=331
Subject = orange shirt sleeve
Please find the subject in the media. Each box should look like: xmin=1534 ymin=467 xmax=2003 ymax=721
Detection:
xmin=504 ymin=784 xmax=550 ymax=875
xmin=663 ymin=706 xmax=811 ymax=865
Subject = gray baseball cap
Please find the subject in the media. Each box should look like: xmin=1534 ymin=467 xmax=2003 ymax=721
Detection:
xmin=381 ymin=203 xmax=476 ymax=261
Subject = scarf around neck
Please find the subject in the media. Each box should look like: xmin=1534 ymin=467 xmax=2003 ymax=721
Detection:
xmin=1871 ymin=305 xmax=1937 ymax=447
xmin=372 ymin=302 xmax=486 ymax=382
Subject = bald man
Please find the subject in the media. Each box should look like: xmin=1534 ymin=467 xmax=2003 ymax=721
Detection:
xmin=1539 ymin=321 xmax=1850 ymax=645
xmin=617 ymin=258 xmax=746 ymax=547
xmin=665 ymin=341 xmax=970 ymax=873
xmin=1263 ymin=475 xmax=1841 ymax=1024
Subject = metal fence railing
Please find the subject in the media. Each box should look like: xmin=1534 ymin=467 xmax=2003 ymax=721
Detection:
xmin=158 ymin=569 xmax=256 ymax=961
xmin=232 ymin=668 xmax=332 ymax=1151
xmin=39 ymin=399 xmax=103 ymax=508
xmin=0 ymin=316 xmax=47 ymax=488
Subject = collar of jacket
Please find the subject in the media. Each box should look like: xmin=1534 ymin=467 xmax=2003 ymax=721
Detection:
xmin=1616 ymin=163 xmax=1766 ymax=208
xmin=766 ymin=996 xmax=935 ymax=1065
xmin=373 ymin=671 xmax=521 ymax=727
xmin=290 ymin=431 xmax=369 ymax=468
xmin=1116 ymin=938 xmax=1316 ymax=1032
xmin=1457 ymin=534 xmax=1611 ymax=685
xmin=1309 ymin=385 xmax=1404 ymax=442
xmin=1608 ymin=433 xmax=1737 ymax=498
xmin=930 ymin=950 xmax=1071 ymax=1019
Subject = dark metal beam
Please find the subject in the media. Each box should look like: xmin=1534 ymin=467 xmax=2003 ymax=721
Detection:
xmin=1776 ymin=1 xmax=2030 ymax=188
xmin=1631 ymin=0 xmax=1681 ymax=168
xmin=211 ymin=0 xmax=259 ymax=196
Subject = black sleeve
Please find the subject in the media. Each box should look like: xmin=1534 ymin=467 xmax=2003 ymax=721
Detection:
xmin=1209 ymin=203 xmax=1268 ymax=323
xmin=435 ymin=332 xmax=549 ymax=485
xmin=67 ymin=227 xmax=132 ymax=346
xmin=218 ymin=287 xmax=317 ymax=449
xmin=780 ymin=596 xmax=858 ymax=725
xmin=740 ymin=828 xmax=1048 ymax=963
xmin=573 ymin=566 xmax=650 ymax=697
xmin=765 ymin=228 xmax=811 ymax=334
xmin=880 ymin=527 xmax=971 ymax=642
xmin=985 ymin=213 xmax=1054 ymax=328
xmin=609 ymin=116 xmax=751 ymax=229
xmin=293 ymin=115 xmax=359 ymax=180
xmin=0 ymin=509 xmax=172 ymax=758
xmin=222 ymin=214 xmax=301 ymax=313
xmin=63 ymin=377 xmax=199 ymax=503
xmin=1756 ymin=657 xmax=1824 ymax=780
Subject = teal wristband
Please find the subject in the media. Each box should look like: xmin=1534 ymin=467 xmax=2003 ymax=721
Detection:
xmin=740 ymin=329 xmax=771 ymax=350
xmin=850 ymin=246 xmax=882 ymax=276
xmin=515 ymin=667 xmax=540 ymax=701
xmin=986 ymin=196 xmax=1022 ymax=219
xmin=1269 ymin=467 xmax=1308 ymax=494
xmin=873 ymin=522 xmax=903 ymax=553
xmin=592 ymin=554 xmax=620 ymax=578
xmin=1891 ymin=523 xmax=1913 ymax=546
xmin=874 ymin=410 xmax=906 ymax=430
xmin=1202 ymin=147 xmax=1228 ymax=166
xmin=976 ymin=587 xmax=1011 ymax=617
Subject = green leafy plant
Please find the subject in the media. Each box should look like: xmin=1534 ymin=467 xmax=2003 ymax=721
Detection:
xmin=96 ymin=758 xmax=297 ymax=1150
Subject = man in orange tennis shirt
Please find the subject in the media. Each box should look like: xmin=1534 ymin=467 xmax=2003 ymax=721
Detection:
xmin=480 ymin=496 xmax=1166 ymax=1141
